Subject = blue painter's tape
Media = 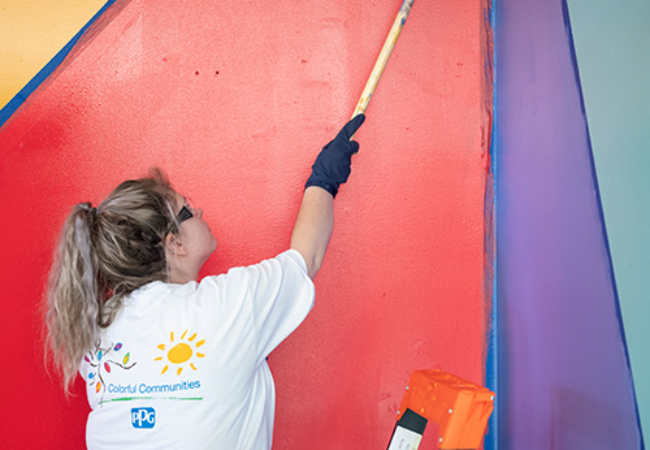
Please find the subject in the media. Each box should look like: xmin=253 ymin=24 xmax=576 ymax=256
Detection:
xmin=485 ymin=1 xmax=497 ymax=449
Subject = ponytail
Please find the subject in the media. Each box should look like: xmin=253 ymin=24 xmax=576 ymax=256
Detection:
xmin=46 ymin=203 xmax=101 ymax=392
xmin=45 ymin=170 xmax=178 ymax=393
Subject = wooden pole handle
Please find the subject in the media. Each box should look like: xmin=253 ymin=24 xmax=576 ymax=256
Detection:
xmin=352 ymin=0 xmax=415 ymax=120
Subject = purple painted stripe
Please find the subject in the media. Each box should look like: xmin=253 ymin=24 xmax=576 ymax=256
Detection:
xmin=495 ymin=0 xmax=643 ymax=449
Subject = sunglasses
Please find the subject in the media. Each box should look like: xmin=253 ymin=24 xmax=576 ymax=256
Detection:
xmin=177 ymin=205 xmax=193 ymax=223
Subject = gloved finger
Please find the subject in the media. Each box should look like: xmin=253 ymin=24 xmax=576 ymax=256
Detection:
xmin=344 ymin=140 xmax=360 ymax=156
xmin=338 ymin=114 xmax=366 ymax=141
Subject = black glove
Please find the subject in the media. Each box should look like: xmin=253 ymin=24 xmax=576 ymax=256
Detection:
xmin=305 ymin=114 xmax=366 ymax=198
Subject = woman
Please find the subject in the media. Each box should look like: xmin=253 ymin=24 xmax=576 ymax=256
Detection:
xmin=45 ymin=115 xmax=365 ymax=449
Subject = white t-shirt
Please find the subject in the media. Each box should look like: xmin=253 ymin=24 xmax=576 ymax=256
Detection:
xmin=80 ymin=250 xmax=314 ymax=450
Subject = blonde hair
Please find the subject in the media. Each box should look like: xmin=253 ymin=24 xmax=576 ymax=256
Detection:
xmin=45 ymin=169 xmax=179 ymax=392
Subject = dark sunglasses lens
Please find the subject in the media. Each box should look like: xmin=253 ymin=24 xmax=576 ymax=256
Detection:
xmin=178 ymin=206 xmax=193 ymax=223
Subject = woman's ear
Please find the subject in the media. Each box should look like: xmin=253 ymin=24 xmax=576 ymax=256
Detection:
xmin=165 ymin=233 xmax=188 ymax=257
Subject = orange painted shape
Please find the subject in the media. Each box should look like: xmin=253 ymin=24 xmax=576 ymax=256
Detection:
xmin=0 ymin=0 xmax=107 ymax=109
xmin=397 ymin=370 xmax=495 ymax=449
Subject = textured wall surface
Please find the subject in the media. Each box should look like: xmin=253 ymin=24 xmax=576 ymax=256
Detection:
xmin=495 ymin=0 xmax=643 ymax=448
xmin=0 ymin=0 xmax=492 ymax=448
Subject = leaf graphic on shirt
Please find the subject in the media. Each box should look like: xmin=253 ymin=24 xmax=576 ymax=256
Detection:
xmin=83 ymin=342 xmax=137 ymax=405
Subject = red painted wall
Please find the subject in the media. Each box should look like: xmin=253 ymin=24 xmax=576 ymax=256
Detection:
xmin=0 ymin=0 xmax=491 ymax=448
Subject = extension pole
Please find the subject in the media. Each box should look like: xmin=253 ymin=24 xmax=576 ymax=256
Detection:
xmin=352 ymin=0 xmax=415 ymax=119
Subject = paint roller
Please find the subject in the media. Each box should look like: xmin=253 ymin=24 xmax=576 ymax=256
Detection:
xmin=351 ymin=0 xmax=415 ymax=125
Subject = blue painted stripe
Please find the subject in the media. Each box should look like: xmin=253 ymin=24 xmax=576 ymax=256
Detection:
xmin=0 ymin=0 xmax=119 ymax=129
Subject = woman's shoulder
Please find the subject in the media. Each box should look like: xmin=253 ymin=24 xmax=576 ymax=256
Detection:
xmin=206 ymin=249 xmax=308 ymax=279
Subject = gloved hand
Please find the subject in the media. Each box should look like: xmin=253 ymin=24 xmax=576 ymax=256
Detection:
xmin=305 ymin=114 xmax=366 ymax=198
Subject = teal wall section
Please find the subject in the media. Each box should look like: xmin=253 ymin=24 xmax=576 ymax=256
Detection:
xmin=567 ymin=0 xmax=650 ymax=440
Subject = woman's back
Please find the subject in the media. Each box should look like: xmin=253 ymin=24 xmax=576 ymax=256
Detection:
xmin=83 ymin=250 xmax=314 ymax=450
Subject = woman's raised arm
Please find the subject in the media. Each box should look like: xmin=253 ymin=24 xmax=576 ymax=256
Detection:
xmin=290 ymin=114 xmax=365 ymax=279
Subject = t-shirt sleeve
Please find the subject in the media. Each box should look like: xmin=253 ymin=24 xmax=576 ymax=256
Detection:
xmin=245 ymin=249 xmax=315 ymax=360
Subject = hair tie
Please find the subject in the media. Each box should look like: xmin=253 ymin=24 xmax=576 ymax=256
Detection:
xmin=79 ymin=202 xmax=97 ymax=223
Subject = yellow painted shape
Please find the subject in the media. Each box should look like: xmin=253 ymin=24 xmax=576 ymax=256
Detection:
xmin=0 ymin=0 xmax=107 ymax=109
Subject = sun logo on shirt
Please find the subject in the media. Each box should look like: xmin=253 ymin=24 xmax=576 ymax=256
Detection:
xmin=155 ymin=330 xmax=206 ymax=375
